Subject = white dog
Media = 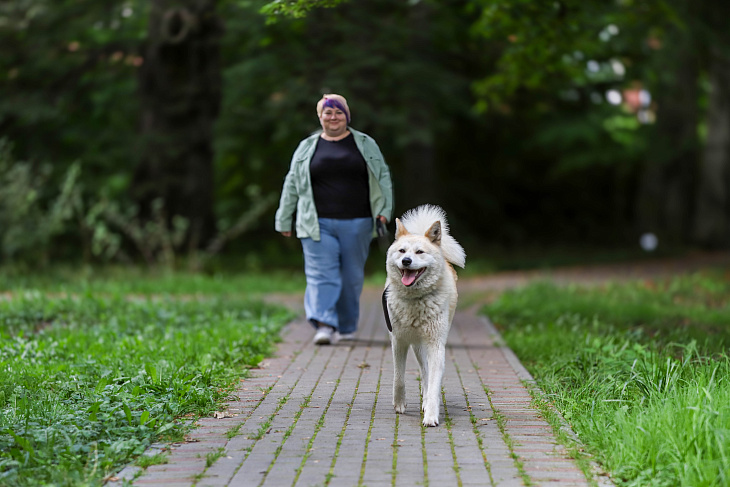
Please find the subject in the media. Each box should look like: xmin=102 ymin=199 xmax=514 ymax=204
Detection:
xmin=384 ymin=205 xmax=466 ymax=426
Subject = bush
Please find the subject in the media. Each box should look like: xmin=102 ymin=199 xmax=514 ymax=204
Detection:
xmin=0 ymin=138 xmax=81 ymax=265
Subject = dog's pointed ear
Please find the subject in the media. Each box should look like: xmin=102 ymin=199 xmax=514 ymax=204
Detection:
xmin=426 ymin=221 xmax=441 ymax=245
xmin=395 ymin=218 xmax=409 ymax=239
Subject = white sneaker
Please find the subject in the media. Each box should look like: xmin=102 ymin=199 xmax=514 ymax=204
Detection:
xmin=339 ymin=332 xmax=356 ymax=341
xmin=313 ymin=326 xmax=335 ymax=345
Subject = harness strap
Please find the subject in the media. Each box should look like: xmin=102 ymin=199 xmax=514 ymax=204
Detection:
xmin=382 ymin=285 xmax=392 ymax=332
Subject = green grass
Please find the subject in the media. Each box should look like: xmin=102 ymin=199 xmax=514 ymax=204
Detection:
xmin=483 ymin=271 xmax=730 ymax=486
xmin=0 ymin=284 xmax=294 ymax=486
xmin=0 ymin=265 xmax=306 ymax=296
xmin=135 ymin=452 xmax=169 ymax=469
xmin=205 ymin=447 xmax=226 ymax=468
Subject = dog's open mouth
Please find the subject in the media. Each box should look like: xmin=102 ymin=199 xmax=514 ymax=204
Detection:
xmin=401 ymin=268 xmax=425 ymax=287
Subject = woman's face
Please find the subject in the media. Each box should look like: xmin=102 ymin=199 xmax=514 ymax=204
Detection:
xmin=319 ymin=106 xmax=348 ymax=137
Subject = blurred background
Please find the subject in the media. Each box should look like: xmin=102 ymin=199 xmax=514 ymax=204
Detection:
xmin=2 ymin=0 xmax=729 ymax=274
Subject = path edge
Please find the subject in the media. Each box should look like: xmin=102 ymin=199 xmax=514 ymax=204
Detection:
xmin=480 ymin=311 xmax=616 ymax=487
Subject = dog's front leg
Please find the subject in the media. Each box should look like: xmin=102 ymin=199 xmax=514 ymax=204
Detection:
xmin=391 ymin=336 xmax=409 ymax=414
xmin=422 ymin=343 xmax=445 ymax=427
xmin=412 ymin=344 xmax=429 ymax=412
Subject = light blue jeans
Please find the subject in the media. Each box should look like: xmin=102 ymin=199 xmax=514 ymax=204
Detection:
xmin=300 ymin=217 xmax=373 ymax=334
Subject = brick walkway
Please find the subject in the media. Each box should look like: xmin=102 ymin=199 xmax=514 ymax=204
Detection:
xmin=112 ymin=279 xmax=618 ymax=487
xmin=107 ymin=251 xmax=730 ymax=486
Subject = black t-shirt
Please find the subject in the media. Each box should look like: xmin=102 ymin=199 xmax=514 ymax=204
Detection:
xmin=310 ymin=134 xmax=372 ymax=219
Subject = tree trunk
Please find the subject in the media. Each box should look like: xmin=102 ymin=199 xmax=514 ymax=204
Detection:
xmin=635 ymin=38 xmax=699 ymax=245
xmin=133 ymin=0 xmax=222 ymax=249
xmin=401 ymin=1 xmax=436 ymax=209
xmin=692 ymin=51 xmax=730 ymax=248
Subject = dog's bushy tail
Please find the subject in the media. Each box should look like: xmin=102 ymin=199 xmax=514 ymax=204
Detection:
xmin=400 ymin=204 xmax=466 ymax=268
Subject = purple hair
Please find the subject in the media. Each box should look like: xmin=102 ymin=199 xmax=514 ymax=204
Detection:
xmin=322 ymin=98 xmax=350 ymax=123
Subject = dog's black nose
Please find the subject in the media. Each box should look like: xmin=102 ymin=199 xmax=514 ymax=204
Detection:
xmin=402 ymin=257 xmax=412 ymax=267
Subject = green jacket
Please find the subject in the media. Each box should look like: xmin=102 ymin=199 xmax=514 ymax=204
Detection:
xmin=274 ymin=128 xmax=394 ymax=241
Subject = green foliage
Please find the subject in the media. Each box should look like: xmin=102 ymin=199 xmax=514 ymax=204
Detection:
xmin=1 ymin=0 xmax=725 ymax=258
xmin=487 ymin=274 xmax=730 ymax=349
xmin=485 ymin=272 xmax=730 ymax=485
xmin=469 ymin=0 xmax=670 ymax=110
xmin=259 ymin=0 xmax=348 ymax=21
xmin=0 ymin=138 xmax=279 ymax=269
xmin=90 ymin=197 xmax=190 ymax=268
xmin=0 ymin=1 xmax=146 ymax=187
xmin=0 ymin=289 xmax=293 ymax=486
xmin=135 ymin=452 xmax=168 ymax=468
xmin=217 ymin=0 xmax=488 ymax=229
xmin=0 ymin=139 xmax=82 ymax=264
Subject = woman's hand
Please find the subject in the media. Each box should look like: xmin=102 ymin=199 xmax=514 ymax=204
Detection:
xmin=377 ymin=215 xmax=388 ymax=225
xmin=281 ymin=231 xmax=291 ymax=237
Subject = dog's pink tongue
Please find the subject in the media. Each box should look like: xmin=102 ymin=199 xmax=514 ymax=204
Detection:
xmin=401 ymin=269 xmax=418 ymax=286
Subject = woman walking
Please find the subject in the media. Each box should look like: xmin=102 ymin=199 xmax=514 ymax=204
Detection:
xmin=275 ymin=94 xmax=394 ymax=345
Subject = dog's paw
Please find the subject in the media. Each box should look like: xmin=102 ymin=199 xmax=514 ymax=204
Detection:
xmin=422 ymin=402 xmax=439 ymax=426
xmin=422 ymin=413 xmax=439 ymax=427
xmin=393 ymin=384 xmax=406 ymax=414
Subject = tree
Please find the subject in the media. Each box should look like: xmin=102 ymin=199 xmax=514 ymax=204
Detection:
xmin=464 ymin=0 xmax=730 ymax=249
xmin=133 ymin=0 xmax=223 ymax=249
xmin=0 ymin=1 xmax=146 ymax=188
xmin=691 ymin=2 xmax=730 ymax=248
xmin=635 ymin=10 xmax=700 ymax=245
xmin=218 ymin=0 xmax=484 ymax=216
xmin=693 ymin=52 xmax=730 ymax=247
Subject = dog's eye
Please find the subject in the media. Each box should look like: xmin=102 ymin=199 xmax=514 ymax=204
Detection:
xmin=399 ymin=249 xmax=406 ymax=253
xmin=415 ymin=250 xmax=424 ymax=254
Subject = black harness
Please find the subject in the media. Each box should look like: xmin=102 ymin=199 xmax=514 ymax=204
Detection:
xmin=382 ymin=285 xmax=392 ymax=332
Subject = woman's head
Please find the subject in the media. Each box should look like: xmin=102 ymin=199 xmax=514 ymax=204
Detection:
xmin=317 ymin=94 xmax=350 ymax=139
xmin=317 ymin=94 xmax=351 ymax=124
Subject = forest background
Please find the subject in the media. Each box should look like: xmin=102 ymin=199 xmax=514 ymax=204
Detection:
xmin=2 ymin=0 xmax=730 ymax=272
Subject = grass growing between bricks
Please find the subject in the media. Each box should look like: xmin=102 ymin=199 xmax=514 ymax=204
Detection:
xmin=419 ymin=380 xmax=429 ymax=486
xmin=523 ymin=382 xmax=600 ymax=487
xmin=134 ymin=452 xmax=169 ymax=469
xmin=225 ymin=422 xmax=244 ymax=440
xmin=205 ymin=447 xmax=226 ymax=468
xmin=484 ymin=271 xmax=730 ymax=486
xmin=453 ymin=360 xmax=493 ymax=484
xmin=0 ymin=284 xmax=294 ymax=486
xmin=327 ymin=349 xmax=372 ymax=486
xmin=391 ymin=414 xmax=400 ymax=487
xmin=360 ymin=368 xmax=383 ymax=486
xmin=441 ymin=390 xmax=463 ymax=485
xmin=293 ymin=372 xmax=350 ymax=485
xmin=227 ymin=384 xmax=296 ymax=482
xmin=258 ymin=346 xmax=336 ymax=486
xmin=488 ymin=402 xmax=532 ymax=486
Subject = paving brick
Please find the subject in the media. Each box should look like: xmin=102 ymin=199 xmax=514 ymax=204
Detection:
xmin=118 ymin=292 xmax=607 ymax=487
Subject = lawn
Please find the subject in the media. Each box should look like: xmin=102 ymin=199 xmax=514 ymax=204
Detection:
xmin=0 ymin=270 xmax=297 ymax=486
xmin=484 ymin=271 xmax=730 ymax=486
xmin=0 ymin=265 xmax=307 ymax=296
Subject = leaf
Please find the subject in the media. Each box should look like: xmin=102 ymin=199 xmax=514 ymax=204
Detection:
xmin=123 ymin=403 xmax=133 ymax=425
xmin=7 ymin=431 xmax=34 ymax=459
xmin=157 ymin=422 xmax=176 ymax=434
xmin=145 ymin=363 xmax=158 ymax=383
xmin=140 ymin=410 xmax=150 ymax=425
xmin=95 ymin=378 xmax=109 ymax=394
